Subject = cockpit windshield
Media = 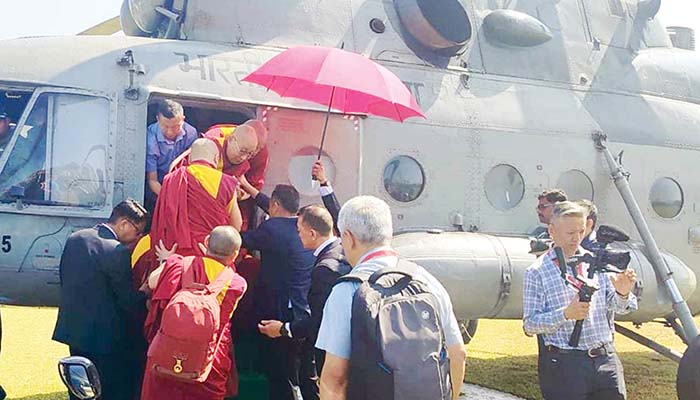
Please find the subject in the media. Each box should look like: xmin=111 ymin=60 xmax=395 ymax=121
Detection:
xmin=0 ymin=91 xmax=111 ymax=209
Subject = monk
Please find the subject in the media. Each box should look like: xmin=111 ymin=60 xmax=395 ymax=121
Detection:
xmin=141 ymin=226 xmax=248 ymax=400
xmin=151 ymin=138 xmax=243 ymax=258
xmin=232 ymin=119 xmax=269 ymax=192
xmin=233 ymin=120 xmax=269 ymax=230
xmin=131 ymin=234 xmax=154 ymax=289
xmin=170 ymin=121 xmax=266 ymax=233
xmin=169 ymin=123 xmax=259 ymax=179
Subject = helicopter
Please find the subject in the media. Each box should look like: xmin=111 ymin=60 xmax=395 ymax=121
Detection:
xmin=1 ymin=0 xmax=700 ymax=392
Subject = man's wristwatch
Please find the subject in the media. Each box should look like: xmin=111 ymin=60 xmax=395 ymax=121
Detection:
xmin=320 ymin=181 xmax=329 ymax=187
xmin=279 ymin=323 xmax=290 ymax=338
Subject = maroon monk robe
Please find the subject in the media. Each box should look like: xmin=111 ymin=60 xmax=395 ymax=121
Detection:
xmin=142 ymin=255 xmax=247 ymax=400
xmin=150 ymin=160 xmax=239 ymax=257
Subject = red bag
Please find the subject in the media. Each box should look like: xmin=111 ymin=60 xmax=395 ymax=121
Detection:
xmin=147 ymin=256 xmax=234 ymax=382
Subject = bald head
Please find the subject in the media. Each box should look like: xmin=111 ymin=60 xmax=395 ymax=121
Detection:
xmin=206 ymin=226 xmax=242 ymax=259
xmin=225 ymin=125 xmax=258 ymax=165
xmin=189 ymin=138 xmax=220 ymax=166
xmin=244 ymin=119 xmax=268 ymax=151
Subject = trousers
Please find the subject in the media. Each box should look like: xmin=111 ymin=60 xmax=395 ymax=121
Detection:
xmin=539 ymin=346 xmax=626 ymax=400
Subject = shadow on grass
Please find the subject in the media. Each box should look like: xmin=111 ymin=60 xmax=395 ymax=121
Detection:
xmin=466 ymin=351 xmax=678 ymax=400
xmin=10 ymin=392 xmax=66 ymax=400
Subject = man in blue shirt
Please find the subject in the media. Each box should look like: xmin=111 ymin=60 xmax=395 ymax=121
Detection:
xmin=145 ymin=99 xmax=198 ymax=204
xmin=316 ymin=195 xmax=466 ymax=400
xmin=523 ymin=201 xmax=638 ymax=400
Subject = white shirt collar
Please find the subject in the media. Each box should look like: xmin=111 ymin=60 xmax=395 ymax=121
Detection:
xmin=314 ymin=236 xmax=338 ymax=257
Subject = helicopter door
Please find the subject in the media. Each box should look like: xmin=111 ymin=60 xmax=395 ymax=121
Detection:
xmin=0 ymin=87 xmax=115 ymax=275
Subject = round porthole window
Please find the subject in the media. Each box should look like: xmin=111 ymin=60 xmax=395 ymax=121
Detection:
xmin=650 ymin=177 xmax=683 ymax=219
xmin=383 ymin=156 xmax=425 ymax=203
xmin=556 ymin=170 xmax=594 ymax=201
xmin=485 ymin=164 xmax=524 ymax=211
xmin=288 ymin=147 xmax=336 ymax=197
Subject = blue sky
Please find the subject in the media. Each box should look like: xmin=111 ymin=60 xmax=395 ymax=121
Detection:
xmin=0 ymin=1 xmax=697 ymax=40
xmin=0 ymin=0 xmax=123 ymax=39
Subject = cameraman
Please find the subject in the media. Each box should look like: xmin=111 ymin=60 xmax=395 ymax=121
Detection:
xmin=523 ymin=201 xmax=638 ymax=400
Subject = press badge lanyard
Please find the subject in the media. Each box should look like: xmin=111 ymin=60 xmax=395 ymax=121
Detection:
xmin=553 ymin=256 xmax=585 ymax=290
xmin=358 ymin=249 xmax=398 ymax=264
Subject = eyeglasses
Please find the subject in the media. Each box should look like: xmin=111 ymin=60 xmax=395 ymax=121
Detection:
xmin=536 ymin=203 xmax=553 ymax=211
xmin=229 ymin=136 xmax=257 ymax=159
xmin=124 ymin=219 xmax=144 ymax=236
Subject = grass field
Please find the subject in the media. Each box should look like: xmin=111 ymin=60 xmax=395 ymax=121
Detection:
xmin=0 ymin=305 xmax=691 ymax=400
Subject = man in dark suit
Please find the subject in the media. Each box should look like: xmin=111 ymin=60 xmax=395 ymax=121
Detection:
xmin=52 ymin=199 xmax=149 ymax=400
xmin=259 ymin=205 xmax=350 ymax=387
xmin=237 ymin=183 xmax=315 ymax=400
xmin=312 ymin=160 xmax=340 ymax=227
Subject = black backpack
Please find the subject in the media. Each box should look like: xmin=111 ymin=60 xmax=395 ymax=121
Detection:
xmin=337 ymin=259 xmax=452 ymax=400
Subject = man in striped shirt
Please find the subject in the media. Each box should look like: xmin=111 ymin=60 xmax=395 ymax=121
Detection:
xmin=523 ymin=201 xmax=638 ymax=400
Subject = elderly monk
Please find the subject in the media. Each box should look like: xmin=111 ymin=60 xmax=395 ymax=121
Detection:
xmin=151 ymin=138 xmax=243 ymax=259
xmin=206 ymin=120 xmax=269 ymax=230
xmin=141 ymin=226 xmax=248 ymax=400
xmin=238 ymin=119 xmax=269 ymax=192
xmin=235 ymin=120 xmax=269 ymax=231
xmin=169 ymin=123 xmax=258 ymax=179
xmin=170 ymin=121 xmax=266 ymax=232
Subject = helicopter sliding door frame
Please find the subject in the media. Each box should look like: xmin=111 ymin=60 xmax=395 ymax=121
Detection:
xmin=144 ymin=90 xmax=364 ymax=210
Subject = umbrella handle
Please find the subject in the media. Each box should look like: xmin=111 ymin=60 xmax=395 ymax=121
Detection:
xmin=317 ymin=110 xmax=331 ymax=161
xmin=313 ymin=86 xmax=337 ymax=180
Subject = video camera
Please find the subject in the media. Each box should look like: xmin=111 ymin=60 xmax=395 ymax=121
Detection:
xmin=577 ymin=224 xmax=631 ymax=278
xmin=555 ymin=224 xmax=632 ymax=347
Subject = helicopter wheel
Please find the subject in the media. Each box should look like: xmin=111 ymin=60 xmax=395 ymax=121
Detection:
xmin=459 ymin=319 xmax=478 ymax=345
xmin=677 ymin=334 xmax=700 ymax=400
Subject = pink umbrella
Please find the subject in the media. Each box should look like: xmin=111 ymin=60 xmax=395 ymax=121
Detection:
xmin=242 ymin=45 xmax=425 ymax=158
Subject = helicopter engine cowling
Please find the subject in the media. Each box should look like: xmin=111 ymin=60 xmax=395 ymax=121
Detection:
xmin=120 ymin=0 xmax=164 ymax=37
xmin=392 ymin=231 xmax=696 ymax=323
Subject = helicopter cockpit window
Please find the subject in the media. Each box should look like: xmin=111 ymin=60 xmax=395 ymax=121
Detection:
xmin=0 ymin=93 xmax=109 ymax=208
xmin=484 ymin=164 xmax=524 ymax=211
xmin=556 ymin=170 xmax=594 ymax=201
xmin=650 ymin=177 xmax=683 ymax=219
xmin=0 ymin=90 xmax=32 ymax=157
xmin=383 ymin=156 xmax=425 ymax=203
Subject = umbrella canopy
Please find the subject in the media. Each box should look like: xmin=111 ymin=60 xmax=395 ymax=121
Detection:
xmin=242 ymin=46 xmax=425 ymax=122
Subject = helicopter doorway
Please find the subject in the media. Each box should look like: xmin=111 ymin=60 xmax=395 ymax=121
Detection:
xmin=145 ymin=95 xmax=362 ymax=211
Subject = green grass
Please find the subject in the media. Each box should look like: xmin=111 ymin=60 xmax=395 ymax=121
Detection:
xmin=0 ymin=306 xmax=68 ymax=400
xmin=0 ymin=306 xmax=691 ymax=399
xmin=466 ymin=318 xmax=690 ymax=400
